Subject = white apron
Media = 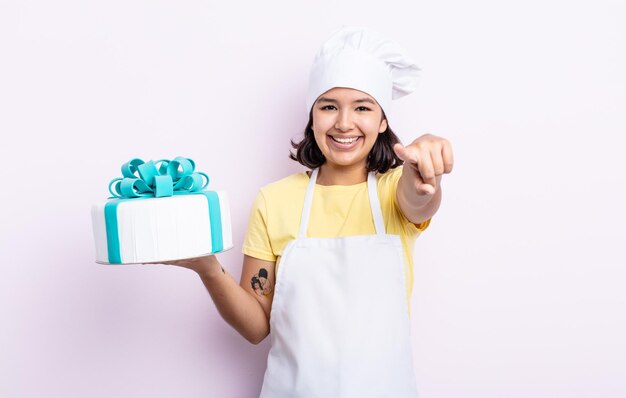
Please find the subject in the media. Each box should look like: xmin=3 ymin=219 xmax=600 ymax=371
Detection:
xmin=259 ymin=168 xmax=418 ymax=398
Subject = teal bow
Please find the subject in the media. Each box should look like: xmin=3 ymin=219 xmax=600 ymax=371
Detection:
xmin=108 ymin=157 xmax=209 ymax=199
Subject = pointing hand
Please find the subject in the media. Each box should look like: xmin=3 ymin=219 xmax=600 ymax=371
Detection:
xmin=393 ymin=134 xmax=454 ymax=196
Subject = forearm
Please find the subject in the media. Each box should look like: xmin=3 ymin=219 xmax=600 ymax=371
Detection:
xmin=392 ymin=134 xmax=452 ymax=224
xmin=196 ymin=256 xmax=269 ymax=344
xmin=397 ymin=170 xmax=443 ymax=224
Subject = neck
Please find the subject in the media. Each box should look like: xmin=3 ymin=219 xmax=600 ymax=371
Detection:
xmin=316 ymin=162 xmax=368 ymax=186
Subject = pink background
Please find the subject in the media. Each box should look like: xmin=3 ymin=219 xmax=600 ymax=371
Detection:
xmin=1 ymin=1 xmax=625 ymax=397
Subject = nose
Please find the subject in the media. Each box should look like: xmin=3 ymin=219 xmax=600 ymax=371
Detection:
xmin=334 ymin=109 xmax=354 ymax=132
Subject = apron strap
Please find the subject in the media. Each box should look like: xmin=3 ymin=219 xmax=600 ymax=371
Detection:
xmin=298 ymin=168 xmax=386 ymax=238
xmin=298 ymin=168 xmax=319 ymax=239
xmin=367 ymin=171 xmax=385 ymax=236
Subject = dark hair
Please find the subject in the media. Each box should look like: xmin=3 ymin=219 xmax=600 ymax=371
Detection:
xmin=289 ymin=110 xmax=404 ymax=174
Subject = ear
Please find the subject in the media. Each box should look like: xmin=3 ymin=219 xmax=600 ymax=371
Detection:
xmin=378 ymin=118 xmax=388 ymax=133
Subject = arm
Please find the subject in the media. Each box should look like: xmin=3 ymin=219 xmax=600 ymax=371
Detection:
xmin=163 ymin=254 xmax=275 ymax=345
xmin=393 ymin=134 xmax=454 ymax=224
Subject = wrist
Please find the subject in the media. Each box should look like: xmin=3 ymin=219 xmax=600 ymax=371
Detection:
xmin=196 ymin=255 xmax=224 ymax=280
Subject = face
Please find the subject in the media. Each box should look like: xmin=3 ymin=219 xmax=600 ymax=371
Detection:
xmin=311 ymin=87 xmax=388 ymax=170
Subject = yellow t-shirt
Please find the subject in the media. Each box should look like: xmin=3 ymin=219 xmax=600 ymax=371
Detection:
xmin=242 ymin=166 xmax=430 ymax=309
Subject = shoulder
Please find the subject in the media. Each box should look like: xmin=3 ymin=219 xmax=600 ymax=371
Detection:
xmin=259 ymin=172 xmax=309 ymax=199
xmin=253 ymin=172 xmax=309 ymax=219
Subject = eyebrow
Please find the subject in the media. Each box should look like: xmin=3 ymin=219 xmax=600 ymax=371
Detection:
xmin=317 ymin=96 xmax=376 ymax=105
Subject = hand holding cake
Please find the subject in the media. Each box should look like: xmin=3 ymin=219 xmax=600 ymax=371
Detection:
xmin=147 ymin=254 xmax=225 ymax=277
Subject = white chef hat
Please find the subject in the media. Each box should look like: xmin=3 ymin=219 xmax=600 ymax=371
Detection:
xmin=306 ymin=26 xmax=421 ymax=114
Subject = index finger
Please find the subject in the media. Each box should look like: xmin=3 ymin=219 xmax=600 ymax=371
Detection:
xmin=442 ymin=140 xmax=454 ymax=173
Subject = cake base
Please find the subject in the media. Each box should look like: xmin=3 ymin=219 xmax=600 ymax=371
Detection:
xmin=92 ymin=192 xmax=232 ymax=265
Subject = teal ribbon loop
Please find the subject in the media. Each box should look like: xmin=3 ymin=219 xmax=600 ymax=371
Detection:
xmin=108 ymin=157 xmax=209 ymax=199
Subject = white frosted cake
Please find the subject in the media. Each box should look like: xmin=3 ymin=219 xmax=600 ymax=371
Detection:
xmin=91 ymin=157 xmax=233 ymax=265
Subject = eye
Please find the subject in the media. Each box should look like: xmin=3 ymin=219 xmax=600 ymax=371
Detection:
xmin=356 ymin=106 xmax=371 ymax=111
xmin=320 ymin=105 xmax=337 ymax=110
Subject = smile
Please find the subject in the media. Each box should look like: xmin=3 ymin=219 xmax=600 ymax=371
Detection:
xmin=330 ymin=136 xmax=361 ymax=144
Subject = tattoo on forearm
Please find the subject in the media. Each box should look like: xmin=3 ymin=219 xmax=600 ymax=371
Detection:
xmin=251 ymin=268 xmax=273 ymax=297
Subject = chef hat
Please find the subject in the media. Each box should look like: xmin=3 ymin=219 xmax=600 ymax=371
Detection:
xmin=306 ymin=26 xmax=421 ymax=114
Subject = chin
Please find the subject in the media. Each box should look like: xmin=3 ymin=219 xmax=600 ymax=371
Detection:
xmin=325 ymin=157 xmax=367 ymax=168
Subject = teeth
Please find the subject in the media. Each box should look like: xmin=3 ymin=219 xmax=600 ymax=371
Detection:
xmin=332 ymin=136 xmax=359 ymax=144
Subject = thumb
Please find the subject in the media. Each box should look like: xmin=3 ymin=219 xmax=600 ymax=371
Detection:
xmin=393 ymin=143 xmax=408 ymax=161
xmin=416 ymin=183 xmax=436 ymax=196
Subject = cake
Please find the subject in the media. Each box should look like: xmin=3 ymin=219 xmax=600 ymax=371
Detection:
xmin=91 ymin=157 xmax=233 ymax=264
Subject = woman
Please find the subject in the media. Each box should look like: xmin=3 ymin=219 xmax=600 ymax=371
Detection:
xmin=166 ymin=26 xmax=453 ymax=397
